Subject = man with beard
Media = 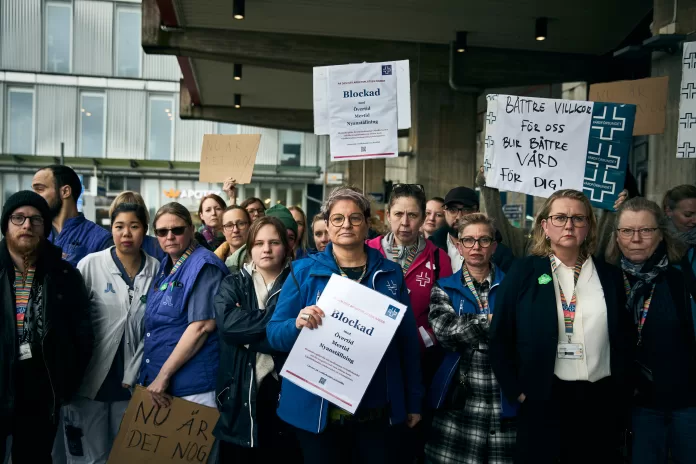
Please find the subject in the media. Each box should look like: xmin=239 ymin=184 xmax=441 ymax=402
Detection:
xmin=32 ymin=165 xmax=112 ymax=267
xmin=0 ymin=191 xmax=93 ymax=463
xmin=429 ymin=186 xmax=514 ymax=273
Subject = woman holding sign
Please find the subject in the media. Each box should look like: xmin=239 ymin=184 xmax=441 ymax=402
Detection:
xmin=267 ymin=187 xmax=424 ymax=464
xmin=489 ymin=189 xmax=632 ymax=464
xmin=606 ymin=198 xmax=696 ymax=463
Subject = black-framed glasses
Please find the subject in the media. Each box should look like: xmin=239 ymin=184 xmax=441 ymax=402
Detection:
xmin=446 ymin=205 xmax=477 ymax=215
xmin=459 ymin=236 xmax=495 ymax=248
xmin=154 ymin=226 xmax=187 ymax=237
xmin=547 ymin=215 xmax=588 ymax=228
xmin=617 ymin=227 xmax=658 ymax=239
xmin=9 ymin=214 xmax=44 ymax=227
xmin=329 ymin=213 xmax=364 ymax=228
xmin=392 ymin=183 xmax=425 ymax=195
xmin=223 ymin=221 xmax=249 ymax=231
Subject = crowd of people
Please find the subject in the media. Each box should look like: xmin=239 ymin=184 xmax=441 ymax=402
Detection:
xmin=0 ymin=163 xmax=694 ymax=464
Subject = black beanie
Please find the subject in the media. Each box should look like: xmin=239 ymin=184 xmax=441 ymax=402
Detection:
xmin=1 ymin=191 xmax=52 ymax=238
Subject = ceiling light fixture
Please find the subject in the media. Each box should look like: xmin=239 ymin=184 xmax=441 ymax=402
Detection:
xmin=535 ymin=17 xmax=548 ymax=41
xmin=233 ymin=0 xmax=245 ymax=20
xmin=454 ymin=31 xmax=467 ymax=53
xmin=234 ymin=63 xmax=242 ymax=81
xmin=234 ymin=94 xmax=242 ymax=109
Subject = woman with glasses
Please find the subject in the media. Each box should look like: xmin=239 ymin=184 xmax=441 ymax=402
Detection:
xmin=214 ymin=216 xmax=302 ymax=463
xmin=215 ymin=205 xmax=251 ymax=264
xmin=489 ymin=189 xmax=631 ymax=464
xmin=139 ymin=203 xmax=229 ymax=459
xmin=426 ymin=213 xmax=515 ymax=464
xmin=241 ymin=197 xmax=267 ymax=222
xmin=195 ymin=194 xmax=227 ymax=251
xmin=605 ymin=197 xmax=696 ymax=463
xmin=62 ymin=203 xmax=160 ymax=463
xmin=267 ymin=186 xmax=424 ymax=464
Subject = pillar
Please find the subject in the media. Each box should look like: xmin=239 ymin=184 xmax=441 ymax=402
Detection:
xmin=347 ymin=159 xmax=386 ymax=196
xmin=408 ymin=82 xmax=478 ymax=199
xmin=646 ymin=0 xmax=696 ymax=203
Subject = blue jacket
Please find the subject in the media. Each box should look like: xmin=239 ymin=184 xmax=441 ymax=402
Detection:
xmin=267 ymin=243 xmax=424 ymax=433
xmin=49 ymin=214 xmax=112 ymax=267
xmin=142 ymin=235 xmax=167 ymax=261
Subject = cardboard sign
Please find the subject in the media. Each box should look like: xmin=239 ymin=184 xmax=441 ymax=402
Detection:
xmin=108 ymin=386 xmax=220 ymax=464
xmin=589 ymin=77 xmax=668 ymax=136
xmin=677 ymin=41 xmax=696 ymax=158
xmin=483 ymin=94 xmax=636 ymax=210
xmin=198 ymin=134 xmax=261 ymax=184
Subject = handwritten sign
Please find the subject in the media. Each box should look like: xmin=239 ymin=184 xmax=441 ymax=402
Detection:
xmin=484 ymin=95 xmax=636 ymax=210
xmin=108 ymin=386 xmax=220 ymax=464
xmin=589 ymin=77 xmax=668 ymax=136
xmin=677 ymin=41 xmax=696 ymax=158
xmin=198 ymin=134 xmax=261 ymax=184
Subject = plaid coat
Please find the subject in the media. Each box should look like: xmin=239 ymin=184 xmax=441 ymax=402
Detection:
xmin=425 ymin=267 xmax=516 ymax=464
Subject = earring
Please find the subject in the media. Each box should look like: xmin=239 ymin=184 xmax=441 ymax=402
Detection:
xmin=545 ymin=235 xmax=549 ymax=240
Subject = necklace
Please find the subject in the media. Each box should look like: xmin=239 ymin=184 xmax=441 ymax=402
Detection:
xmin=332 ymin=250 xmax=367 ymax=282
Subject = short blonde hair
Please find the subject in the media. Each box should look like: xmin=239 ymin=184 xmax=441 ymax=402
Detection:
xmin=529 ymin=189 xmax=597 ymax=257
xmin=109 ymin=191 xmax=149 ymax=223
xmin=457 ymin=213 xmax=497 ymax=239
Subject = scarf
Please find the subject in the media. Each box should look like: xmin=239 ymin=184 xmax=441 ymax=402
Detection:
xmin=621 ymin=243 xmax=669 ymax=324
xmin=667 ymin=219 xmax=696 ymax=247
xmin=382 ymin=232 xmax=425 ymax=274
xmin=197 ymin=224 xmax=225 ymax=247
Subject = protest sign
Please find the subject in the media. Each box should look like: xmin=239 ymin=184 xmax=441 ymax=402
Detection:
xmin=198 ymin=134 xmax=261 ymax=183
xmin=108 ymin=386 xmax=219 ymax=464
xmin=280 ymin=274 xmax=406 ymax=414
xmin=589 ymin=77 xmax=668 ymax=136
xmin=483 ymin=94 xmax=636 ymax=210
xmin=677 ymin=41 xmax=696 ymax=158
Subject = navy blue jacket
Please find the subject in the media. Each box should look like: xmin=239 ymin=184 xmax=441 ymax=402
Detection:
xmin=49 ymin=214 xmax=112 ymax=267
xmin=267 ymin=243 xmax=424 ymax=433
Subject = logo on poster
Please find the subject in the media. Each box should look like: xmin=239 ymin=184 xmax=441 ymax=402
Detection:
xmin=382 ymin=65 xmax=392 ymax=76
xmin=385 ymin=305 xmax=400 ymax=320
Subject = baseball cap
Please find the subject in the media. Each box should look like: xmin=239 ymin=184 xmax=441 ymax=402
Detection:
xmin=443 ymin=187 xmax=479 ymax=209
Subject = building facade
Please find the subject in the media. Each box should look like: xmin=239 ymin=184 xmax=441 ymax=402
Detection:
xmin=0 ymin=0 xmax=328 ymax=227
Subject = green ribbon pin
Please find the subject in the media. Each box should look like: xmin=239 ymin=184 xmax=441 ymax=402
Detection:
xmin=538 ymin=274 xmax=552 ymax=285
xmin=159 ymin=283 xmax=168 ymax=291
xmin=140 ymin=295 xmax=147 ymax=304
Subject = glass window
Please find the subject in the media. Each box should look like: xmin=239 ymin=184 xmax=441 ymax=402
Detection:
xmin=7 ymin=88 xmax=35 ymax=155
xmin=218 ymin=123 xmax=239 ymax=135
xmin=115 ymin=8 xmax=141 ymax=78
xmin=280 ymin=131 xmax=303 ymax=167
xmin=148 ymin=97 xmax=174 ymax=160
xmin=260 ymin=188 xmax=272 ymax=209
xmin=292 ymin=188 xmax=304 ymax=208
xmin=125 ymin=177 xmax=141 ymax=193
xmin=276 ymin=187 xmax=288 ymax=206
xmin=108 ymin=176 xmax=124 ymax=192
xmin=80 ymin=93 xmax=106 ymax=157
xmin=45 ymin=2 xmax=72 ymax=73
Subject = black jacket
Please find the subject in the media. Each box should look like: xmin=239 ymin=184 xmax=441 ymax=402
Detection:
xmin=0 ymin=239 xmax=93 ymax=422
xmin=489 ymin=255 xmax=632 ymax=405
xmin=213 ymin=266 xmax=290 ymax=447
xmin=429 ymin=224 xmax=515 ymax=273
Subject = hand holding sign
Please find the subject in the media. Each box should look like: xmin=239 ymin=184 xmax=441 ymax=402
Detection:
xmin=199 ymin=134 xmax=261 ymax=184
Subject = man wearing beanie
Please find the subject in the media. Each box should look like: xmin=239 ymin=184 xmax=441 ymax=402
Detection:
xmin=225 ymin=204 xmax=299 ymax=273
xmin=0 ymin=191 xmax=94 ymax=463
xmin=32 ymin=165 xmax=112 ymax=267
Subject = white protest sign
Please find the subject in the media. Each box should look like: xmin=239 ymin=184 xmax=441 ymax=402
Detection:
xmin=484 ymin=95 xmax=594 ymax=197
xmin=677 ymin=42 xmax=696 ymax=158
xmin=280 ymin=274 xmax=406 ymax=414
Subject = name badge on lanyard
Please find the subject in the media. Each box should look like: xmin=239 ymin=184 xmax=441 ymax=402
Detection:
xmin=18 ymin=343 xmax=32 ymax=361
xmin=550 ymin=255 xmax=586 ymax=360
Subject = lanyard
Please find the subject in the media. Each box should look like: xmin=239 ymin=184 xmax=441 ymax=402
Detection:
xmin=461 ymin=265 xmax=490 ymax=315
xmin=549 ymin=255 xmax=585 ymax=343
xmin=391 ymin=238 xmax=418 ymax=275
xmin=169 ymin=243 xmax=196 ymax=275
xmin=14 ymin=266 xmax=36 ymax=340
xmin=333 ymin=250 xmax=367 ymax=282
xmin=622 ymin=273 xmax=655 ymax=346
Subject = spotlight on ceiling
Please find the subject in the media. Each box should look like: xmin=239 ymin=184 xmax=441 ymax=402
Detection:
xmin=234 ymin=94 xmax=242 ymax=109
xmin=233 ymin=63 xmax=242 ymax=81
xmin=454 ymin=31 xmax=467 ymax=53
xmin=233 ymin=0 xmax=245 ymax=20
xmin=535 ymin=17 xmax=548 ymax=41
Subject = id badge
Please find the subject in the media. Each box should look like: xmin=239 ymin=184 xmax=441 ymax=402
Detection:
xmin=18 ymin=343 xmax=32 ymax=361
xmin=557 ymin=343 xmax=584 ymax=359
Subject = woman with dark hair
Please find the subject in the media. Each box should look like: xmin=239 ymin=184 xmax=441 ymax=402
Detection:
xmin=195 ymin=193 xmax=227 ymax=250
xmin=240 ymin=197 xmax=267 ymax=222
xmin=490 ymin=189 xmax=632 ymax=464
xmin=62 ymin=203 xmax=160 ymax=463
xmin=214 ymin=216 xmax=302 ymax=463
xmin=109 ymin=191 xmax=166 ymax=260
xmin=289 ymin=205 xmax=313 ymax=259
xmin=267 ymin=186 xmax=423 ymax=464
xmin=606 ymin=197 xmax=696 ymax=463
xmin=140 ymin=203 xmax=229 ymax=460
xmin=215 ymin=205 xmax=251 ymax=263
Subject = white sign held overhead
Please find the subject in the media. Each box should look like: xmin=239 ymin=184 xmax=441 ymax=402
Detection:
xmin=677 ymin=42 xmax=696 ymax=158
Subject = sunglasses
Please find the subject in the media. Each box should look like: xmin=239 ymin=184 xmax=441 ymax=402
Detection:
xmin=154 ymin=226 xmax=188 ymax=237
xmin=392 ymin=183 xmax=425 ymax=196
